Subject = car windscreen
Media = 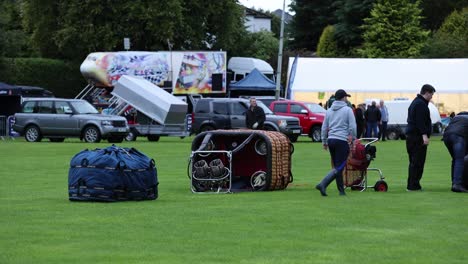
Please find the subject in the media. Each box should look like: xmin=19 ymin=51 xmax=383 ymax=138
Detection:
xmin=256 ymin=101 xmax=274 ymax=114
xmin=70 ymin=101 xmax=99 ymax=114
xmin=305 ymin=103 xmax=326 ymax=113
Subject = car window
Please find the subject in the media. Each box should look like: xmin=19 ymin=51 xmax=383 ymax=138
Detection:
xmin=37 ymin=101 xmax=53 ymax=113
xmin=291 ymin=104 xmax=306 ymax=114
xmin=70 ymin=100 xmax=99 ymax=114
xmin=305 ymin=103 xmax=326 ymax=113
xmin=22 ymin=101 xmax=36 ymax=113
xmin=195 ymin=100 xmax=210 ymax=113
xmin=213 ymin=102 xmax=228 ymax=115
xmin=256 ymin=101 xmax=273 ymax=114
xmin=273 ymin=103 xmax=288 ymax=113
xmin=55 ymin=101 xmax=72 ymax=114
xmin=230 ymin=102 xmax=247 ymax=115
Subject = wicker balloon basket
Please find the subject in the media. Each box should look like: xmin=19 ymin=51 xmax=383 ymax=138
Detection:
xmin=189 ymin=129 xmax=294 ymax=193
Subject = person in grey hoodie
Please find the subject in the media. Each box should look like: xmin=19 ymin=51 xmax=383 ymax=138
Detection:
xmin=316 ymin=89 xmax=357 ymax=196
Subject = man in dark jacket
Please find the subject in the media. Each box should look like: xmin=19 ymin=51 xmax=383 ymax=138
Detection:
xmin=405 ymin=84 xmax=436 ymax=191
xmin=355 ymin=104 xmax=365 ymax=138
xmin=246 ymin=98 xmax=265 ymax=130
xmin=364 ymin=101 xmax=381 ymax=138
xmin=443 ymin=112 xmax=468 ymax=192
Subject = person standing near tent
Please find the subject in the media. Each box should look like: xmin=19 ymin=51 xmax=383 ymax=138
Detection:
xmin=246 ymin=97 xmax=265 ymax=130
xmin=442 ymin=112 xmax=468 ymax=193
xmin=365 ymin=101 xmax=381 ymax=138
xmin=316 ymin=89 xmax=357 ymax=196
xmin=405 ymin=84 xmax=436 ymax=191
xmin=378 ymin=100 xmax=389 ymax=141
xmin=355 ymin=104 xmax=366 ymax=138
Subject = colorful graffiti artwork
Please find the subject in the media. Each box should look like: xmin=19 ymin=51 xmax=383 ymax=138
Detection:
xmin=81 ymin=52 xmax=169 ymax=88
xmin=174 ymin=52 xmax=226 ymax=94
xmin=80 ymin=51 xmax=227 ymax=94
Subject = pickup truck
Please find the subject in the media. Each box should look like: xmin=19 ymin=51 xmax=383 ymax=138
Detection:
xmin=192 ymin=98 xmax=302 ymax=142
xmin=269 ymin=100 xmax=325 ymax=142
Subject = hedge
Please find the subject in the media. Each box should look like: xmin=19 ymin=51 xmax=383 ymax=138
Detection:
xmin=0 ymin=57 xmax=87 ymax=98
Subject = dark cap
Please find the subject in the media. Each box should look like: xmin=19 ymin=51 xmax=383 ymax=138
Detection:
xmin=335 ymin=89 xmax=351 ymax=100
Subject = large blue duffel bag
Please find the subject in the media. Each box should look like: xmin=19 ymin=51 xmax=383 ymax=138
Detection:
xmin=68 ymin=145 xmax=158 ymax=202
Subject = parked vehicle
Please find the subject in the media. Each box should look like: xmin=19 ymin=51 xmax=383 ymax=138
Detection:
xmin=191 ymin=98 xmax=302 ymax=141
xmin=269 ymin=100 xmax=325 ymax=142
xmin=13 ymin=98 xmax=129 ymax=143
xmin=228 ymin=57 xmax=275 ymax=83
xmin=364 ymin=99 xmax=443 ymax=140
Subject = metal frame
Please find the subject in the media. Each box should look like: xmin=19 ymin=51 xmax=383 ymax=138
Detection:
xmin=190 ymin=150 xmax=233 ymax=194
xmin=347 ymin=138 xmax=385 ymax=192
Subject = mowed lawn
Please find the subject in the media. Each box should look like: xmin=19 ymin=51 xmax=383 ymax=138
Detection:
xmin=1 ymin=136 xmax=467 ymax=264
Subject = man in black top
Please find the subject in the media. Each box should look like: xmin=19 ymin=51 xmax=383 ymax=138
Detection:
xmin=365 ymin=101 xmax=381 ymax=138
xmin=405 ymin=84 xmax=436 ymax=191
xmin=246 ymin=98 xmax=265 ymax=130
xmin=442 ymin=112 xmax=468 ymax=192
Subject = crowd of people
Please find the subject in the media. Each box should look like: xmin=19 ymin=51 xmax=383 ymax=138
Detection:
xmin=318 ymin=85 xmax=468 ymax=196
xmin=245 ymin=88 xmax=467 ymax=196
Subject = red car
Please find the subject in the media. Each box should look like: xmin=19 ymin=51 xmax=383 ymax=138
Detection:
xmin=269 ymin=100 xmax=325 ymax=142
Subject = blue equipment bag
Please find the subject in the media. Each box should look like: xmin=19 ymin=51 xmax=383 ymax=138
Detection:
xmin=68 ymin=145 xmax=158 ymax=202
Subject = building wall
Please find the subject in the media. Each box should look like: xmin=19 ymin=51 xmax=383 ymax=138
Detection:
xmin=245 ymin=16 xmax=271 ymax=32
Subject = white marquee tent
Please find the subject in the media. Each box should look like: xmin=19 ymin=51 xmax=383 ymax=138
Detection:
xmin=287 ymin=58 xmax=468 ymax=114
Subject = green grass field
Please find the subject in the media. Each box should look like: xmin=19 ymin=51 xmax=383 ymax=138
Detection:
xmin=1 ymin=136 xmax=467 ymax=264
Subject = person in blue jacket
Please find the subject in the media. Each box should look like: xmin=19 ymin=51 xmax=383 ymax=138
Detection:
xmin=316 ymin=89 xmax=357 ymax=196
xmin=405 ymin=84 xmax=436 ymax=191
xmin=443 ymin=112 xmax=468 ymax=192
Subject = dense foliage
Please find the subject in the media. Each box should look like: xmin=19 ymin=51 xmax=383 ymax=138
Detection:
xmin=358 ymin=0 xmax=429 ymax=58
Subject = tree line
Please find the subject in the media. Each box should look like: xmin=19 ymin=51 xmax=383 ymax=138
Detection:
xmin=0 ymin=0 xmax=466 ymax=95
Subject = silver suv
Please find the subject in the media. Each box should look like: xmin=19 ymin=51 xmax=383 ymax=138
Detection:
xmin=13 ymin=98 xmax=129 ymax=143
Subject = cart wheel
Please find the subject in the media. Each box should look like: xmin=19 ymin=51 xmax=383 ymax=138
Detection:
xmin=374 ymin=180 xmax=388 ymax=192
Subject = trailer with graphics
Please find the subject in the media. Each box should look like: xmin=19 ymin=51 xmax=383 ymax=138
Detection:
xmin=77 ymin=51 xmax=227 ymax=141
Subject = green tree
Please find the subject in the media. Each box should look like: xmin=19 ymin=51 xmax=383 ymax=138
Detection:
xmin=358 ymin=0 xmax=429 ymax=58
xmin=248 ymin=30 xmax=279 ymax=63
xmin=423 ymin=7 xmax=468 ymax=58
xmin=420 ymin=0 xmax=467 ymax=31
xmin=289 ymin=0 xmax=338 ymax=51
xmin=334 ymin=0 xmax=376 ymax=54
xmin=0 ymin=0 xmax=33 ymax=57
xmin=317 ymin=25 xmax=339 ymax=57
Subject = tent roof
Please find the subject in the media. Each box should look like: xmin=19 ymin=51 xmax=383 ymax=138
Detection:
xmin=229 ymin=68 xmax=276 ymax=91
xmin=288 ymin=58 xmax=468 ymax=94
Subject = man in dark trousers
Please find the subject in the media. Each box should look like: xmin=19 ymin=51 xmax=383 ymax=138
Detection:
xmin=405 ymin=84 xmax=436 ymax=191
xmin=442 ymin=112 xmax=468 ymax=192
xmin=355 ymin=104 xmax=365 ymax=138
xmin=246 ymin=97 xmax=265 ymax=130
xmin=364 ymin=101 xmax=381 ymax=138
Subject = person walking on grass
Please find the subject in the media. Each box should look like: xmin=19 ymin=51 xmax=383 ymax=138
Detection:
xmin=316 ymin=89 xmax=357 ymax=196
xmin=405 ymin=84 xmax=436 ymax=191
xmin=442 ymin=112 xmax=468 ymax=193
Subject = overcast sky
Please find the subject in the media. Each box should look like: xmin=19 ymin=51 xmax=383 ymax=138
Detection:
xmin=238 ymin=0 xmax=293 ymax=12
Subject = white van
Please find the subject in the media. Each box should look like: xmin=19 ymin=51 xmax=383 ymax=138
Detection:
xmin=364 ymin=99 xmax=442 ymax=140
xmin=228 ymin=57 xmax=275 ymax=82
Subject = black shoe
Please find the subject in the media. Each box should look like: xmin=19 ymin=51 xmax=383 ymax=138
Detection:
xmin=315 ymin=184 xmax=327 ymax=196
xmin=451 ymin=184 xmax=468 ymax=193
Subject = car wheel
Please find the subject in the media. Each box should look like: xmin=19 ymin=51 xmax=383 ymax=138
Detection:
xmin=49 ymin=138 xmax=65 ymax=142
xmin=147 ymin=135 xmax=160 ymax=142
xmin=310 ymin=126 xmax=321 ymax=142
xmin=263 ymin=125 xmax=276 ymax=131
xmin=433 ymin=122 xmax=443 ymax=133
xmin=386 ymin=129 xmax=400 ymax=140
xmin=288 ymin=135 xmax=298 ymax=142
xmin=25 ymin=125 xmax=42 ymax=142
xmin=125 ymin=131 xmax=137 ymax=141
xmin=83 ymin=126 xmax=101 ymax=143
xmin=108 ymin=137 xmax=124 ymax=143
